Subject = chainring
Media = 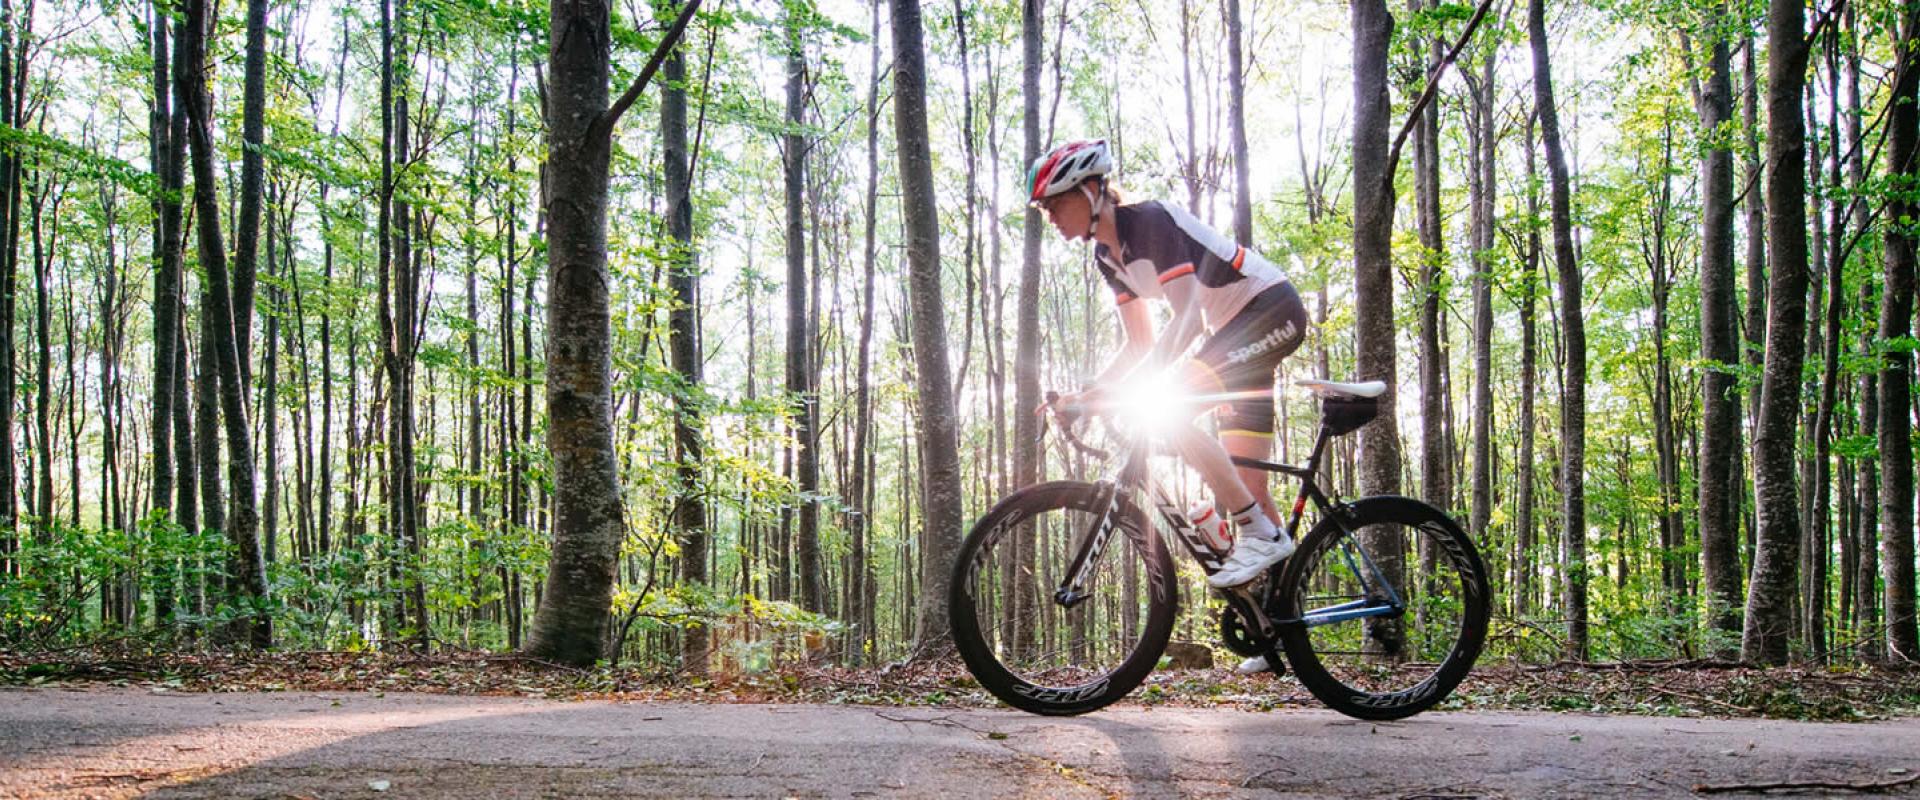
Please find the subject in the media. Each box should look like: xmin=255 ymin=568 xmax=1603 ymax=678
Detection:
xmin=1218 ymin=606 xmax=1267 ymax=658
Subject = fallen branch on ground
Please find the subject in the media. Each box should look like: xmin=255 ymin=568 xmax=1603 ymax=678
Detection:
xmin=1693 ymin=772 xmax=1920 ymax=794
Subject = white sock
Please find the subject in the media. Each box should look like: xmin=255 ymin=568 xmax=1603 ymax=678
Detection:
xmin=1230 ymin=502 xmax=1280 ymax=542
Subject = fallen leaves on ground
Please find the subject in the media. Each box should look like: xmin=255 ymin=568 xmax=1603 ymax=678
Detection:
xmin=2 ymin=647 xmax=1915 ymax=721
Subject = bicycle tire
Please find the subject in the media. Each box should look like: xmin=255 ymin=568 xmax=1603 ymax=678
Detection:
xmin=948 ymin=481 xmax=1178 ymax=716
xmin=1276 ymin=495 xmax=1489 ymax=721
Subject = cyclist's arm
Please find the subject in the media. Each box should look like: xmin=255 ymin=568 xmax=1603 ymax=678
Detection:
xmin=1135 ymin=274 xmax=1204 ymax=375
xmin=1090 ymin=300 xmax=1154 ymax=387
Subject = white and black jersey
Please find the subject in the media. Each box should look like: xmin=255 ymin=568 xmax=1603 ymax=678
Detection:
xmin=1092 ymin=200 xmax=1290 ymax=332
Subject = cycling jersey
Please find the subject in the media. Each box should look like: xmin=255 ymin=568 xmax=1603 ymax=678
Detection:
xmin=1093 ymin=201 xmax=1290 ymax=331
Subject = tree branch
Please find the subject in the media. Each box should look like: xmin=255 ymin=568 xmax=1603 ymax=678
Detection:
xmin=1694 ymin=773 xmax=1920 ymax=795
xmin=1384 ymin=0 xmax=1497 ymax=183
xmin=588 ymin=0 xmax=704 ymax=145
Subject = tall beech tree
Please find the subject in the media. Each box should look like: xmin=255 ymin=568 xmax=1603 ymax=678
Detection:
xmin=146 ymin=0 xmax=186 ymax=622
xmin=889 ymin=0 xmax=963 ymax=655
xmin=1742 ymin=0 xmax=1813 ymax=665
xmin=662 ymin=0 xmax=708 ymax=673
xmin=1696 ymin=2 xmax=1742 ymax=647
xmin=177 ymin=0 xmax=269 ymax=647
xmin=524 ymin=0 xmax=700 ymax=666
xmin=1350 ymin=0 xmax=1399 ymax=500
xmin=234 ymin=0 xmax=267 ymax=382
xmin=1349 ymin=0 xmax=1405 ymax=641
xmin=1010 ymin=0 xmax=1044 ymax=661
xmin=1225 ymin=0 xmax=1251 ymax=245
xmin=1528 ymin=0 xmax=1586 ymax=660
xmin=1413 ymin=0 xmax=1448 ymax=518
xmin=846 ymin=0 xmax=885 ymax=662
xmin=1465 ymin=36 xmax=1496 ymax=555
xmin=1879 ymin=4 xmax=1920 ymax=662
xmin=0 ymin=0 xmax=19 ymax=564
xmin=782 ymin=4 xmax=820 ymax=611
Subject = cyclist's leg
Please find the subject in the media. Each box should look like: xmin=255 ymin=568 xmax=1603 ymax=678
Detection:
xmin=1169 ymin=360 xmax=1259 ymax=515
xmin=1223 ymin=431 xmax=1278 ymax=522
xmin=1184 ymin=282 xmax=1307 ymax=532
xmin=1219 ymin=360 xmax=1287 ymax=522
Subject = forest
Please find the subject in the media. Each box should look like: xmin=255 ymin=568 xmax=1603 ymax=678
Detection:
xmin=0 ymin=0 xmax=1913 ymax=675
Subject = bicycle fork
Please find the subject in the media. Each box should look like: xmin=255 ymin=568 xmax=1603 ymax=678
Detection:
xmin=1053 ymin=480 xmax=1119 ymax=609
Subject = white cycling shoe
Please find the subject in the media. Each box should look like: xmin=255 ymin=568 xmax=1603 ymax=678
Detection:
xmin=1206 ymin=534 xmax=1296 ymax=589
xmin=1235 ymin=654 xmax=1273 ymax=675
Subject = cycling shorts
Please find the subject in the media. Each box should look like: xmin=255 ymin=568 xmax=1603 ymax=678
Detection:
xmin=1183 ymin=281 xmax=1308 ymax=436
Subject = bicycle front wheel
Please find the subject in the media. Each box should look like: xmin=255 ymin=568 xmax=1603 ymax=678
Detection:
xmin=1276 ymin=496 xmax=1489 ymax=720
xmin=948 ymin=481 xmax=1177 ymax=715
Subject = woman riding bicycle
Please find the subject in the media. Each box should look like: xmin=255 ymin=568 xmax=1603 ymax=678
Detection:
xmin=1030 ymin=138 xmax=1310 ymax=593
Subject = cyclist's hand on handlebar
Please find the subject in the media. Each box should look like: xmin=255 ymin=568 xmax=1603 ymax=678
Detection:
xmin=1044 ymin=385 xmax=1105 ymax=423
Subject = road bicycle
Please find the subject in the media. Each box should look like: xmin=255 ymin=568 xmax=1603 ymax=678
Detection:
xmin=948 ymin=378 xmax=1489 ymax=720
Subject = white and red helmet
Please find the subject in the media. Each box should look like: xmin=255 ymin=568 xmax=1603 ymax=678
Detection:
xmin=1026 ymin=139 xmax=1114 ymax=202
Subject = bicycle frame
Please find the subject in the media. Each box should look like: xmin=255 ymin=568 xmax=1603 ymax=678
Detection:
xmin=1048 ymin=396 xmax=1405 ymax=647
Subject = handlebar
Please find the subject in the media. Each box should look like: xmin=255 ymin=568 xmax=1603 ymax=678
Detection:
xmin=1039 ymin=390 xmax=1111 ymax=461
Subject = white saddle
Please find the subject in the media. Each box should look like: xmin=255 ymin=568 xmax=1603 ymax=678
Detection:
xmin=1296 ymin=379 xmax=1388 ymax=399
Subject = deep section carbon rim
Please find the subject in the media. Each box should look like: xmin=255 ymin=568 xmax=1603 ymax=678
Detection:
xmin=950 ymin=482 xmax=1174 ymax=714
xmin=1278 ymin=497 xmax=1488 ymax=719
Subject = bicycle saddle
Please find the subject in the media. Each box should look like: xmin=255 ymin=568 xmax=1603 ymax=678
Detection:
xmin=1296 ymin=379 xmax=1387 ymax=399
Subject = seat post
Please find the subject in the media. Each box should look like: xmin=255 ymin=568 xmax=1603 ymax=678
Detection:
xmin=1304 ymin=421 xmax=1334 ymax=486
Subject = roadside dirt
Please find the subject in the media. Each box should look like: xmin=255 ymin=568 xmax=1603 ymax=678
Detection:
xmin=4 ymin=686 xmax=1919 ymax=798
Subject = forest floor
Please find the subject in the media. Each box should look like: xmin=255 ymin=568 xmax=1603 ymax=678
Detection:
xmin=4 ymin=684 xmax=1920 ymax=798
xmin=3 ymin=647 xmax=1919 ymax=721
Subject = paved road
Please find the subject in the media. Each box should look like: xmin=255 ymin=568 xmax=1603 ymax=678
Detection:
xmin=2 ymin=687 xmax=1917 ymax=798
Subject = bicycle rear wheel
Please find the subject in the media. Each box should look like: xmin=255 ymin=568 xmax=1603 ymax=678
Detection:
xmin=948 ymin=481 xmax=1177 ymax=716
xmin=1276 ymin=496 xmax=1488 ymax=720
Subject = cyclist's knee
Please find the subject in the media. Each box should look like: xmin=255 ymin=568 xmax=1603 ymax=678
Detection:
xmin=1177 ymin=358 xmax=1224 ymax=396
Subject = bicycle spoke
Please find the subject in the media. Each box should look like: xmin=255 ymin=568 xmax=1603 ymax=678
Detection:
xmin=959 ymin=487 xmax=1163 ymax=691
xmin=1281 ymin=499 xmax=1487 ymax=720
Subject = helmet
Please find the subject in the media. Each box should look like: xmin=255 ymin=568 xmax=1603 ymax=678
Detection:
xmin=1026 ymin=139 xmax=1114 ymax=202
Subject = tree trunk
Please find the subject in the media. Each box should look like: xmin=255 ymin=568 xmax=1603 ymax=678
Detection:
xmin=178 ymin=0 xmax=269 ymax=646
xmin=147 ymin=0 xmax=184 ymax=621
xmin=1528 ymin=0 xmax=1586 ymax=660
xmin=1466 ymin=38 xmax=1496 ymax=558
xmin=663 ymin=3 xmax=708 ymax=673
xmin=1351 ymin=0 xmax=1400 ymax=498
xmin=1844 ymin=11 xmax=1877 ymax=653
xmin=848 ymin=0 xmax=884 ymax=663
xmin=524 ymin=0 xmax=626 ymax=666
xmin=0 ymin=0 xmax=20 ymax=571
xmin=1697 ymin=5 xmax=1742 ymax=648
xmin=1877 ymin=5 xmax=1920 ymax=662
xmin=1008 ymin=0 xmax=1046 ymax=662
xmin=1807 ymin=32 xmax=1849 ymax=657
xmin=889 ymin=0 xmax=964 ymax=655
xmin=1178 ymin=0 xmax=1200 ymax=215
xmin=379 ymin=0 xmax=427 ymax=646
xmin=1225 ymin=0 xmax=1251 ymax=245
xmin=1741 ymin=0 xmax=1812 ymax=665
xmin=1649 ymin=121 xmax=1682 ymax=607
xmin=1515 ymin=110 xmax=1541 ymax=616
xmin=783 ymin=8 xmax=821 ymax=611
xmin=1349 ymin=0 xmax=1405 ymax=654
xmin=233 ymin=0 xmax=267 ymax=385
xmin=262 ymin=213 xmax=281 ymax=568
xmin=30 ymin=178 xmax=48 ymax=543
xmin=1740 ymin=31 xmax=1765 ymax=565
xmin=1413 ymin=0 xmax=1447 ymax=518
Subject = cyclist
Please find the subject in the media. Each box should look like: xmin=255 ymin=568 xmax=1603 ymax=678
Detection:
xmin=1030 ymin=138 xmax=1310 ymax=598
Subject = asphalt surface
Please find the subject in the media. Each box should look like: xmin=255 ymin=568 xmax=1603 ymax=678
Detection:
xmin=2 ymin=687 xmax=1918 ymax=798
